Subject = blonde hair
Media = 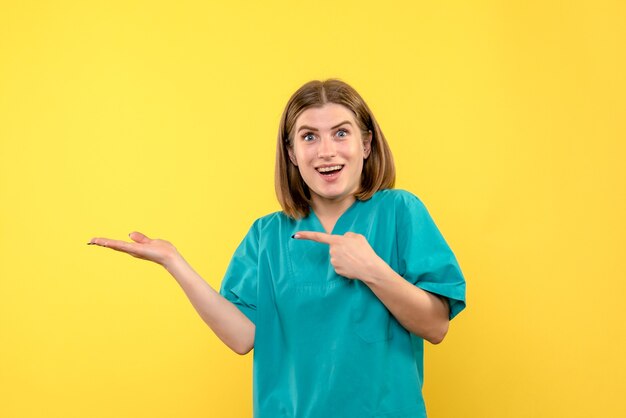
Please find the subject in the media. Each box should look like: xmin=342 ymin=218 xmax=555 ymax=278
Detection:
xmin=275 ymin=79 xmax=395 ymax=219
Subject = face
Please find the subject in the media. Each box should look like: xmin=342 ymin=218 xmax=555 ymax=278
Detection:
xmin=288 ymin=103 xmax=372 ymax=210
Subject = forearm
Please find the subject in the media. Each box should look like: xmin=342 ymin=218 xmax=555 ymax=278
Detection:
xmin=361 ymin=261 xmax=450 ymax=344
xmin=163 ymin=255 xmax=255 ymax=355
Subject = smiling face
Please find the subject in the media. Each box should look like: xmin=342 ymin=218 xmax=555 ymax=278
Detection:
xmin=288 ymin=103 xmax=372 ymax=212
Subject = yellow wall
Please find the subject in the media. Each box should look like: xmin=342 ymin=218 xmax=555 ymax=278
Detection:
xmin=1 ymin=1 xmax=624 ymax=417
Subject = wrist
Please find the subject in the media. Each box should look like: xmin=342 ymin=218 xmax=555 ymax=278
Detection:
xmin=362 ymin=256 xmax=393 ymax=286
xmin=162 ymin=251 xmax=187 ymax=274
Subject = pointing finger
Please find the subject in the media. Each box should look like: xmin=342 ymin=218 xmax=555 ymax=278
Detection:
xmin=292 ymin=231 xmax=337 ymax=244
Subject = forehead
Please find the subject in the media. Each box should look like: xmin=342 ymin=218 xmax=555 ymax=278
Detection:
xmin=295 ymin=103 xmax=356 ymax=129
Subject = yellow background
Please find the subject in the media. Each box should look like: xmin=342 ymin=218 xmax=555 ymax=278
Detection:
xmin=1 ymin=1 xmax=624 ymax=417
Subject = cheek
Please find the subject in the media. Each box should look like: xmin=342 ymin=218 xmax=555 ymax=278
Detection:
xmin=355 ymin=158 xmax=365 ymax=175
xmin=353 ymin=147 xmax=366 ymax=171
xmin=346 ymin=142 xmax=365 ymax=161
xmin=289 ymin=145 xmax=306 ymax=165
xmin=295 ymin=146 xmax=315 ymax=164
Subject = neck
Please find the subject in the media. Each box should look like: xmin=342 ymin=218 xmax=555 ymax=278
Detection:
xmin=310 ymin=195 xmax=356 ymax=229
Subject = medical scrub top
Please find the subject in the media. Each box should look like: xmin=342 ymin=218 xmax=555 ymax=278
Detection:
xmin=219 ymin=189 xmax=466 ymax=418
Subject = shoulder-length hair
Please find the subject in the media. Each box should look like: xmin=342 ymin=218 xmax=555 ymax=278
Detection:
xmin=275 ymin=79 xmax=395 ymax=219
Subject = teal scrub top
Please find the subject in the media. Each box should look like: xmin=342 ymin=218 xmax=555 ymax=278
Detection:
xmin=219 ymin=189 xmax=466 ymax=418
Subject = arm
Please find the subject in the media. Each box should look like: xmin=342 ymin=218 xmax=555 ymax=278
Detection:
xmin=359 ymin=260 xmax=449 ymax=345
xmin=293 ymin=231 xmax=450 ymax=345
xmin=88 ymin=232 xmax=255 ymax=355
xmin=163 ymin=255 xmax=255 ymax=355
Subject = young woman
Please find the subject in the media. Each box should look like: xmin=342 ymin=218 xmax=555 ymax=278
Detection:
xmin=89 ymin=79 xmax=466 ymax=418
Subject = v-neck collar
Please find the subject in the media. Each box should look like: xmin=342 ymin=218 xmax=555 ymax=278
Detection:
xmin=309 ymin=198 xmax=361 ymax=235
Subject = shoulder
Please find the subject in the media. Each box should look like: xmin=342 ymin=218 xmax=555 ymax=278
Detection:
xmin=368 ymin=188 xmax=428 ymax=212
xmin=249 ymin=210 xmax=297 ymax=235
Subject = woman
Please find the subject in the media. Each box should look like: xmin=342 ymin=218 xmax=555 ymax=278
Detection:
xmin=89 ymin=79 xmax=466 ymax=417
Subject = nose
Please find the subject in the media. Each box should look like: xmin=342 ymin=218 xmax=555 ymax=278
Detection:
xmin=317 ymin=136 xmax=337 ymax=159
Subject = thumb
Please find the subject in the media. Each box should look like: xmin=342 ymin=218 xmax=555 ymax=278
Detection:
xmin=129 ymin=231 xmax=151 ymax=243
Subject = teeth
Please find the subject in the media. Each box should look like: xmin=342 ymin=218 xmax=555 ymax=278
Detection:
xmin=317 ymin=165 xmax=343 ymax=173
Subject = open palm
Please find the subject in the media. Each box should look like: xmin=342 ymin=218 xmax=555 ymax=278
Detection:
xmin=88 ymin=232 xmax=178 ymax=267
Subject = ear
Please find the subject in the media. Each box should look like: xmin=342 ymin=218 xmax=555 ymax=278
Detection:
xmin=363 ymin=130 xmax=373 ymax=159
xmin=287 ymin=146 xmax=298 ymax=166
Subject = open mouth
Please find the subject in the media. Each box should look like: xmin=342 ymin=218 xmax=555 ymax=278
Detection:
xmin=316 ymin=165 xmax=344 ymax=176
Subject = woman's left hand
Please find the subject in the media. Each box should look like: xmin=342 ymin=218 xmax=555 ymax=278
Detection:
xmin=293 ymin=231 xmax=385 ymax=282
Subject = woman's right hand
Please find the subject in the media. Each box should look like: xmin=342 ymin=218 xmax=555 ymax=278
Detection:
xmin=89 ymin=231 xmax=255 ymax=354
xmin=88 ymin=232 xmax=180 ymax=268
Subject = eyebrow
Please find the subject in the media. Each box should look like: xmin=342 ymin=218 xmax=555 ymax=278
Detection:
xmin=297 ymin=120 xmax=353 ymax=133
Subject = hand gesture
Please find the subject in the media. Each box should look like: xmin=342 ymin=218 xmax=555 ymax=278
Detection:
xmin=293 ymin=231 xmax=385 ymax=282
xmin=88 ymin=232 xmax=179 ymax=268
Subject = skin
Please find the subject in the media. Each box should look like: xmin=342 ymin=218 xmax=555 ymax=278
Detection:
xmin=88 ymin=232 xmax=256 ymax=354
xmin=88 ymin=102 xmax=450 ymax=352
xmin=290 ymin=103 xmax=450 ymax=344
xmin=288 ymin=102 xmax=372 ymax=232
xmin=292 ymin=231 xmax=450 ymax=344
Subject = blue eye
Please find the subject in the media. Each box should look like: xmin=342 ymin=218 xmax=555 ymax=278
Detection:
xmin=336 ymin=129 xmax=348 ymax=138
xmin=303 ymin=133 xmax=316 ymax=141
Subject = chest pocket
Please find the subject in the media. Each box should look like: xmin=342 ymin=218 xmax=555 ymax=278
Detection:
xmin=286 ymin=238 xmax=340 ymax=289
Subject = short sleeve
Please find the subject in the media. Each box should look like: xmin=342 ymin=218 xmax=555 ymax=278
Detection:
xmin=396 ymin=193 xmax=467 ymax=320
xmin=219 ymin=220 xmax=259 ymax=325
